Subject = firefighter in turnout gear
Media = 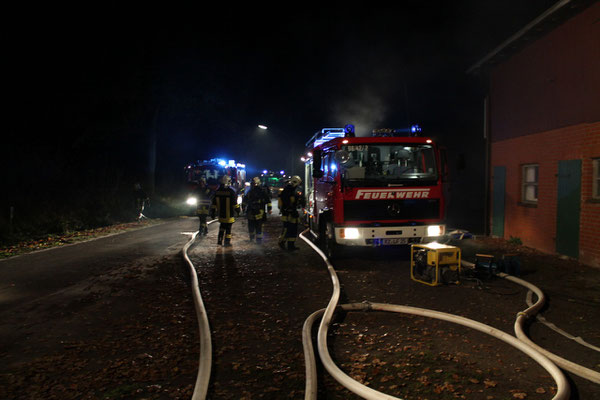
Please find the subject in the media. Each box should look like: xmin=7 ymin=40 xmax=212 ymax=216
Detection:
xmin=243 ymin=177 xmax=272 ymax=243
xmin=210 ymin=175 xmax=240 ymax=246
xmin=278 ymin=175 xmax=304 ymax=251
xmin=196 ymin=178 xmax=212 ymax=235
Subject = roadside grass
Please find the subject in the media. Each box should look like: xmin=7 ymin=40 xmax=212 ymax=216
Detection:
xmin=0 ymin=220 xmax=162 ymax=259
xmin=0 ymin=193 xmax=190 ymax=259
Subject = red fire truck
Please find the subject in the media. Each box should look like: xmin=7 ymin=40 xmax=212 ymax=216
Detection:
xmin=304 ymin=125 xmax=448 ymax=258
xmin=183 ymin=158 xmax=247 ymax=211
xmin=184 ymin=158 xmax=246 ymax=191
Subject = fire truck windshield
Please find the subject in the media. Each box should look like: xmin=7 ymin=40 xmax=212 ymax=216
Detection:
xmin=190 ymin=165 xmax=226 ymax=186
xmin=339 ymin=143 xmax=438 ymax=186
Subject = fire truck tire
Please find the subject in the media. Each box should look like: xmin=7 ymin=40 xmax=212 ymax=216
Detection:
xmin=323 ymin=222 xmax=340 ymax=260
xmin=317 ymin=222 xmax=327 ymax=248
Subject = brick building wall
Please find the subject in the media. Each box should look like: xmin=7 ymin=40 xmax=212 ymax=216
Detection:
xmin=490 ymin=2 xmax=600 ymax=141
xmin=486 ymin=3 xmax=600 ymax=267
xmin=491 ymin=122 xmax=600 ymax=267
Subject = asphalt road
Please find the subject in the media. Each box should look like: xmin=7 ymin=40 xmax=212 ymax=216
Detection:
xmin=2 ymin=211 xmax=598 ymax=399
xmin=0 ymin=217 xmax=197 ymax=313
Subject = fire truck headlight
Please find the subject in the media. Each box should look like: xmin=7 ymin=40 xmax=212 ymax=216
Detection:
xmin=427 ymin=225 xmax=443 ymax=237
xmin=186 ymin=197 xmax=198 ymax=206
xmin=342 ymin=228 xmax=360 ymax=239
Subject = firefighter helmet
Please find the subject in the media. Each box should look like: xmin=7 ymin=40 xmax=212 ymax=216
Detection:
xmin=252 ymin=177 xmax=261 ymax=186
xmin=221 ymin=175 xmax=232 ymax=186
xmin=289 ymin=175 xmax=302 ymax=187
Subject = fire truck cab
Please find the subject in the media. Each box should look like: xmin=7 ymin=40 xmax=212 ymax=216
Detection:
xmin=304 ymin=125 xmax=447 ymax=258
xmin=184 ymin=158 xmax=246 ymax=209
xmin=185 ymin=159 xmax=246 ymax=190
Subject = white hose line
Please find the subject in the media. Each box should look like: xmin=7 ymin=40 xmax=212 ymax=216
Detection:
xmin=525 ymin=290 xmax=600 ymax=353
xmin=302 ymin=309 xmax=323 ymax=400
xmin=300 ymin=231 xmax=570 ymax=399
xmin=462 ymin=260 xmax=600 ymax=385
xmin=368 ymin=303 xmax=570 ymax=399
xmin=182 ymin=220 xmax=218 ymax=400
xmin=302 ymin=303 xmax=571 ymax=400
xmin=299 ymin=230 xmax=402 ymax=400
xmin=502 ymin=274 xmax=600 ymax=385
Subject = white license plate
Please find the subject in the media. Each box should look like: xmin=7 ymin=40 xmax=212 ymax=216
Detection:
xmin=381 ymin=238 xmax=408 ymax=245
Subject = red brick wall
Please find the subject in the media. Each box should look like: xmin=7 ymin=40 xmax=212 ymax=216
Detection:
xmin=491 ymin=122 xmax=600 ymax=267
xmin=490 ymin=3 xmax=600 ymax=142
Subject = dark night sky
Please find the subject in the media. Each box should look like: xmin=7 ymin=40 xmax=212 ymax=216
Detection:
xmin=5 ymin=1 xmax=559 ymax=189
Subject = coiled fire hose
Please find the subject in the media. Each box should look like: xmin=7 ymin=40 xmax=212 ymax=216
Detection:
xmin=300 ymin=230 xmax=571 ymax=400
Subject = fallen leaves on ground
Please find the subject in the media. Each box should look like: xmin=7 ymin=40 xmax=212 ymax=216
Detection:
xmin=0 ymin=220 xmax=159 ymax=258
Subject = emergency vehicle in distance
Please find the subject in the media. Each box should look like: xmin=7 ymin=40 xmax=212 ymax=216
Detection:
xmin=184 ymin=158 xmax=247 ymax=209
xmin=303 ymin=124 xmax=448 ymax=258
xmin=259 ymin=170 xmax=287 ymax=197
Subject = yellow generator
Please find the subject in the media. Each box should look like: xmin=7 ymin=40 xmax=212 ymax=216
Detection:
xmin=411 ymin=243 xmax=461 ymax=286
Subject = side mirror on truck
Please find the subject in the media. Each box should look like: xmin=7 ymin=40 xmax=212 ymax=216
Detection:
xmin=334 ymin=150 xmax=350 ymax=165
xmin=312 ymin=150 xmax=324 ymax=178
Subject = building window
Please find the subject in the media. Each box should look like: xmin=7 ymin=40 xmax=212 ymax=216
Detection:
xmin=593 ymin=158 xmax=600 ymax=199
xmin=521 ymin=164 xmax=538 ymax=204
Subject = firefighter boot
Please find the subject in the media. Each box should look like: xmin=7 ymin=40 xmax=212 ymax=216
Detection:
xmin=278 ymin=240 xmax=286 ymax=250
xmin=287 ymin=241 xmax=299 ymax=251
xmin=217 ymin=231 xmax=224 ymax=245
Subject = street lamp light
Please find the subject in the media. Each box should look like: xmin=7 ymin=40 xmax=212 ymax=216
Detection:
xmin=258 ymin=124 xmax=268 ymax=130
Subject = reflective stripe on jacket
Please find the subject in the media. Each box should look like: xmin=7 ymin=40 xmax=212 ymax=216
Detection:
xmin=211 ymin=186 xmax=239 ymax=223
xmin=197 ymin=187 xmax=213 ymax=215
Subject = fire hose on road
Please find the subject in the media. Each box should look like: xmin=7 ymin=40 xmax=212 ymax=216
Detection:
xmin=460 ymin=260 xmax=600 ymax=385
xmin=299 ymin=230 xmax=571 ymax=400
xmin=182 ymin=220 xmax=218 ymax=400
xmin=182 ymin=221 xmax=594 ymax=399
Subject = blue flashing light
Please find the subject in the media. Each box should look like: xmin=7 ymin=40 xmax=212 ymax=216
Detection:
xmin=280 ymin=170 xmax=285 ymax=175
xmin=330 ymin=163 xmax=337 ymax=171
xmin=314 ymin=128 xmax=346 ymax=147
xmin=218 ymin=159 xmax=227 ymax=166
xmin=372 ymin=124 xmax=422 ymax=137
xmin=262 ymin=169 xmax=268 ymax=174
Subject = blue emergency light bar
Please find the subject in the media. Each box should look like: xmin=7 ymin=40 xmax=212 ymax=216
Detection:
xmin=372 ymin=124 xmax=422 ymax=137
xmin=306 ymin=127 xmax=346 ymax=148
xmin=191 ymin=158 xmax=245 ymax=169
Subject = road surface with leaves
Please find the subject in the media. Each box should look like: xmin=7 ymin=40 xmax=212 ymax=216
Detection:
xmin=1 ymin=215 xmax=598 ymax=399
